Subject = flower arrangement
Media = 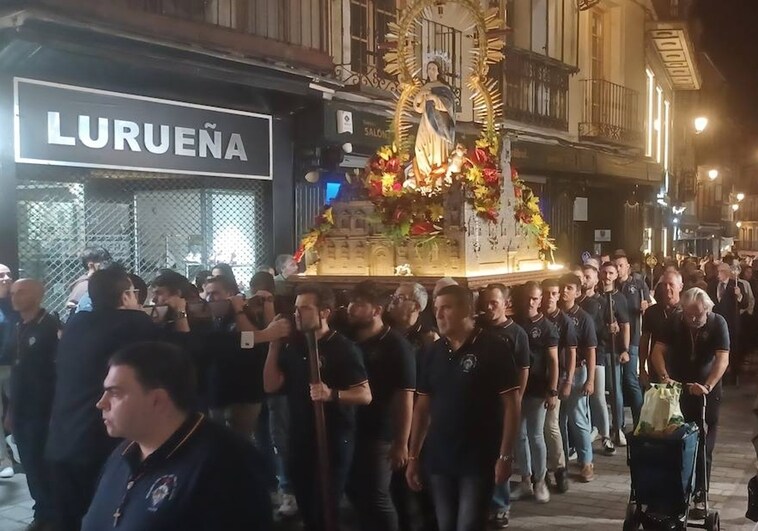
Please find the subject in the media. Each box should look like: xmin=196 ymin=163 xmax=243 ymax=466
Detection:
xmin=511 ymin=167 xmax=556 ymax=258
xmin=293 ymin=206 xmax=334 ymax=263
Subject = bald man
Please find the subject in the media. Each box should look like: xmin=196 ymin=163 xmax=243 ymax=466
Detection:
xmin=2 ymin=279 xmax=58 ymax=530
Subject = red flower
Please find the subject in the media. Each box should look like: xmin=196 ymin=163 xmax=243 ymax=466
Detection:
xmin=386 ymin=158 xmax=400 ymax=174
xmin=511 ymin=167 xmax=519 ymax=182
xmin=392 ymin=182 xmax=402 ymax=192
xmin=483 ymin=168 xmax=499 ymax=185
xmin=484 ymin=208 xmax=498 ymax=221
xmin=469 ymin=147 xmax=489 ymax=166
xmin=293 ymin=245 xmax=305 ymax=264
xmin=369 ymin=180 xmax=383 ymax=197
xmin=392 ymin=207 xmax=406 ymax=223
xmin=410 ymin=221 xmax=435 ymax=236
xmin=514 ymin=186 xmax=522 ymax=199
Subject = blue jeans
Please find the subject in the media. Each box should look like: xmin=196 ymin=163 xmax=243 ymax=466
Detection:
xmin=560 ymin=366 xmax=593 ymax=465
xmin=491 ymin=479 xmax=510 ymax=512
xmin=609 ymin=346 xmax=644 ymax=430
xmin=516 ymin=395 xmax=548 ymax=482
xmin=429 ymin=473 xmax=494 ymax=531
xmin=267 ymin=395 xmax=292 ymax=492
xmin=590 ymin=364 xmax=610 ymax=438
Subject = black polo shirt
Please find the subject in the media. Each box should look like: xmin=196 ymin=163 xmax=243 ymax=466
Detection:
xmin=516 ymin=314 xmax=559 ymax=397
xmin=82 ymin=413 xmax=271 ymax=531
xmin=404 ymin=319 xmax=437 ymax=356
xmin=595 ymin=291 xmax=630 ymax=364
xmin=564 ymin=304 xmax=598 ymax=365
xmin=545 ymin=310 xmax=578 ymax=376
xmin=278 ymin=331 xmax=368 ymax=448
xmin=47 ymin=309 xmax=159 ymax=465
xmin=355 ymin=327 xmax=416 ymax=442
xmin=4 ymin=310 xmax=59 ymax=420
xmin=642 ymin=303 xmax=681 ymax=346
xmin=417 ymin=328 xmax=518 ymax=475
xmin=657 ymin=312 xmax=729 ymax=395
xmin=618 ymin=275 xmax=650 ymax=346
xmin=485 ymin=318 xmax=531 ymax=370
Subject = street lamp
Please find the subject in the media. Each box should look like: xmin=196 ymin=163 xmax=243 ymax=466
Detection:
xmin=708 ymin=168 xmax=719 ymax=180
xmin=737 ymin=192 xmax=746 ymax=202
xmin=732 ymin=203 xmax=740 ymax=212
xmin=694 ymin=116 xmax=709 ymax=134
xmin=737 ymin=221 xmax=743 ymax=229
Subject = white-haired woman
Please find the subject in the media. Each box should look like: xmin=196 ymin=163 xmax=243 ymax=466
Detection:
xmin=650 ymin=287 xmax=729 ymax=517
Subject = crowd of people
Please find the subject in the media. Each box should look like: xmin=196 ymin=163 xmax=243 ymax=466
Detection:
xmin=0 ymin=245 xmax=746 ymax=530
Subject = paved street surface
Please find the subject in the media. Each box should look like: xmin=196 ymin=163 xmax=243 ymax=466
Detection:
xmin=1 ymin=384 xmax=757 ymax=531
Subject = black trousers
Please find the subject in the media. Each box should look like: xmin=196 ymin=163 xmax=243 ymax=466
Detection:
xmin=680 ymin=391 xmax=721 ymax=494
xmin=391 ymin=469 xmax=438 ymax=531
xmin=346 ymin=439 xmax=398 ymax=531
xmin=49 ymin=460 xmax=103 ymax=531
xmin=288 ymin=437 xmax=354 ymax=531
xmin=428 ymin=472 xmax=494 ymax=531
xmin=14 ymin=418 xmax=53 ymax=522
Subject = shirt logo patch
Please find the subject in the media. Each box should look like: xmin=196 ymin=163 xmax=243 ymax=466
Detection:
xmin=460 ymin=353 xmax=478 ymax=373
xmin=530 ymin=327 xmax=542 ymax=339
xmin=571 ymin=317 xmax=579 ymax=327
xmin=146 ymin=475 xmax=177 ymax=512
xmin=28 ymin=336 xmax=36 ymax=347
xmin=629 ymin=286 xmax=637 ymax=294
xmin=701 ymin=330 xmax=709 ymax=341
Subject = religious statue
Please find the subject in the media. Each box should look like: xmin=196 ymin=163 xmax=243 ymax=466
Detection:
xmin=413 ymin=57 xmax=456 ymax=178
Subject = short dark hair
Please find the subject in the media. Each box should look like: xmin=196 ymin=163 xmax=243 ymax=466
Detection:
xmin=128 ymin=274 xmax=148 ymax=306
xmin=151 ymin=270 xmax=190 ymax=297
xmin=483 ymin=283 xmax=511 ymax=300
xmin=601 ymin=261 xmax=618 ymax=271
xmin=296 ymin=283 xmax=336 ymax=312
xmin=211 ymin=263 xmax=238 ymax=293
xmin=250 ymin=271 xmax=275 ymax=294
xmin=109 ymin=342 xmax=196 ymax=412
xmin=79 ymin=246 xmax=112 ymax=270
xmin=541 ymin=278 xmax=560 ymax=291
xmin=436 ymin=285 xmax=473 ymax=313
xmin=194 ymin=270 xmax=212 ymax=290
xmin=559 ymin=273 xmax=582 ymax=289
xmin=351 ymin=280 xmax=389 ymax=308
xmin=524 ymin=281 xmax=542 ymax=293
xmin=205 ymin=275 xmax=238 ymax=295
xmin=89 ymin=266 xmax=131 ymax=311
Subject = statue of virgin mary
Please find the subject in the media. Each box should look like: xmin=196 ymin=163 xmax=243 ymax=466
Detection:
xmin=413 ymin=58 xmax=456 ymax=178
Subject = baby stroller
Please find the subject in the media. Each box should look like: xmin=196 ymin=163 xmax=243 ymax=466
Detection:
xmin=624 ymin=397 xmax=720 ymax=531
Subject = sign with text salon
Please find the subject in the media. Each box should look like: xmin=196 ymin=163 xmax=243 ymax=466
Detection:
xmin=14 ymin=78 xmax=273 ymax=180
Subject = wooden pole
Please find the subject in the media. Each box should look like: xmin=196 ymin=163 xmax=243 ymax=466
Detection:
xmin=304 ymin=330 xmax=337 ymax=531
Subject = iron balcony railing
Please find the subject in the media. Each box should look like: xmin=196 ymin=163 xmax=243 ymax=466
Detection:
xmin=124 ymin=0 xmax=328 ymax=52
xmin=579 ymin=79 xmax=642 ymax=148
xmin=498 ymin=47 xmax=574 ymax=131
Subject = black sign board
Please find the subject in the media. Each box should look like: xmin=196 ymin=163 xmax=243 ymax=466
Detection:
xmin=14 ymin=78 xmax=273 ymax=180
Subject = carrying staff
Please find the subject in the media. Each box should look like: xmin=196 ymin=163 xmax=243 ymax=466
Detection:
xmin=650 ymin=287 xmax=729 ymax=519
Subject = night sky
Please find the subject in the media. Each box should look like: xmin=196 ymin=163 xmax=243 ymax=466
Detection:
xmin=696 ymin=0 xmax=758 ymax=130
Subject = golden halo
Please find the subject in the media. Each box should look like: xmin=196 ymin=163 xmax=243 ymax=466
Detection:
xmin=383 ymin=0 xmax=505 ymax=157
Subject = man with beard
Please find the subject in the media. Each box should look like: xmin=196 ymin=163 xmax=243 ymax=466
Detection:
xmin=478 ymin=283 xmax=529 ymax=528
xmin=651 ymin=287 xmax=729 ymax=518
xmin=406 ymin=285 xmax=520 ymax=531
xmin=640 ymin=271 xmax=683 ymax=387
xmin=264 ymin=284 xmax=371 ymax=531
xmin=345 ymin=281 xmax=416 ymax=531
xmin=558 ymin=274 xmax=596 ymax=483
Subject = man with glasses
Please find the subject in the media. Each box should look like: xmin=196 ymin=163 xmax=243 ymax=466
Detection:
xmin=46 ymin=266 xmax=187 ymax=531
xmin=651 ymin=287 xmax=729 ymax=517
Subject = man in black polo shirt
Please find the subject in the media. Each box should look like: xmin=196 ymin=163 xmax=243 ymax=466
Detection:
xmin=264 ymin=283 xmax=371 ymax=531
xmin=2 ymin=279 xmax=58 ymax=530
xmin=595 ymin=262 xmax=631 ymax=452
xmin=82 ymin=341 xmax=271 ymax=530
xmin=651 ymin=287 xmax=729 ymax=515
xmin=542 ymin=278 xmax=577 ymax=493
xmin=345 ymin=281 xmax=416 ymax=531
xmin=512 ymin=281 xmax=559 ymax=504
xmin=640 ymin=270 xmax=683 ymax=387
xmin=613 ymin=253 xmax=646 ymax=430
xmin=558 ymin=274 xmax=597 ymax=483
xmin=478 ymin=283 xmax=529 ymax=528
xmin=47 ymin=267 xmax=179 ymax=531
xmin=406 ymin=285 xmax=520 ymax=531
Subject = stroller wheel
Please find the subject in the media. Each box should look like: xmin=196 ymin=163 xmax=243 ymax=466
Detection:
xmin=704 ymin=511 xmax=720 ymax=531
xmin=624 ymin=503 xmax=640 ymax=530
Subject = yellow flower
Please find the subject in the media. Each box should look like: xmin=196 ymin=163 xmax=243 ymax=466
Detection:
xmin=381 ymin=173 xmax=395 ymax=190
xmin=323 ymin=207 xmax=334 ymax=225
xmin=378 ymin=146 xmax=393 ymax=161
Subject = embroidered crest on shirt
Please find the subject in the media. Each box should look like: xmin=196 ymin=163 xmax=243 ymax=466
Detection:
xmin=629 ymin=286 xmax=637 ymax=294
xmin=28 ymin=336 xmax=36 ymax=346
xmin=146 ymin=474 xmax=177 ymax=511
xmin=530 ymin=327 xmax=541 ymax=339
xmin=460 ymin=353 xmax=478 ymax=373
xmin=571 ymin=316 xmax=579 ymax=328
